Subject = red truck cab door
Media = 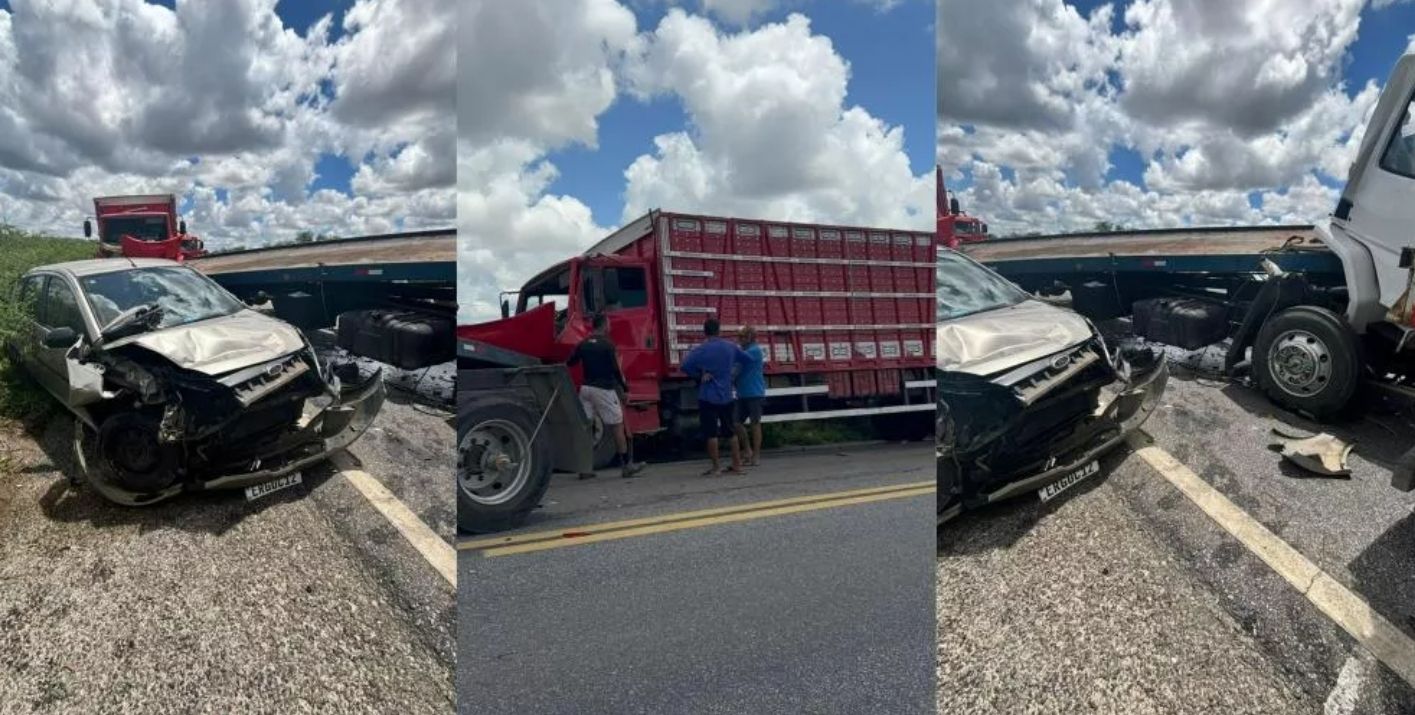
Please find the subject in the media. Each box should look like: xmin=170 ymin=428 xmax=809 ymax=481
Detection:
xmin=580 ymin=258 xmax=661 ymax=432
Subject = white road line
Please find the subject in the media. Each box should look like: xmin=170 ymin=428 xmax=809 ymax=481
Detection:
xmin=1128 ymin=435 xmax=1415 ymax=691
xmin=331 ymin=453 xmax=455 ymax=587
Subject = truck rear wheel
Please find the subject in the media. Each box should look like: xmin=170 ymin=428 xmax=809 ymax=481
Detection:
xmin=590 ymin=415 xmax=619 ymax=469
xmin=456 ymin=399 xmax=552 ymax=533
xmin=1253 ymin=305 xmax=1360 ymax=419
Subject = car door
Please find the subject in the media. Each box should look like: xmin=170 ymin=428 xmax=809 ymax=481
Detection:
xmin=34 ymin=274 xmax=86 ymax=404
xmin=12 ymin=274 xmax=46 ymax=375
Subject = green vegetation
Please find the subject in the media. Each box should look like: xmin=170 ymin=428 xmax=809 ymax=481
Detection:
xmin=0 ymin=225 xmax=94 ymax=421
xmin=760 ymin=418 xmax=874 ymax=449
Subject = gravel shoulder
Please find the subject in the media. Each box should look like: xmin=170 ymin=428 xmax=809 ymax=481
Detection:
xmin=0 ymin=410 xmax=453 ymax=714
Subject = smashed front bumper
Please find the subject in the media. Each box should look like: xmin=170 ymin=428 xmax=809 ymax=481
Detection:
xmin=196 ymin=368 xmax=386 ymax=492
xmin=938 ymin=350 xmax=1168 ymax=524
xmin=80 ymin=368 xmax=386 ymax=505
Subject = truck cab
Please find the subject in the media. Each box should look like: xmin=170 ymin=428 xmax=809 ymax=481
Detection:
xmin=476 ymin=253 xmax=663 ymax=432
xmin=936 ymin=166 xmax=988 ymax=248
xmin=86 ymin=194 xmax=206 ymax=261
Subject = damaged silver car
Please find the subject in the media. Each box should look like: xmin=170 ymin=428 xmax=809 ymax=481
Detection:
xmin=936 ymin=249 xmax=1168 ymax=524
xmin=6 ymin=258 xmax=385 ymax=505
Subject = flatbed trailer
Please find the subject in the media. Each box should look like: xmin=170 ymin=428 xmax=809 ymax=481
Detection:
xmin=192 ymin=229 xmax=457 ymax=369
xmin=963 ymin=225 xmax=1341 ymax=282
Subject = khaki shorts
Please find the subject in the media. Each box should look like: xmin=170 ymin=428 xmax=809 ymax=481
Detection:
xmin=579 ymin=385 xmax=623 ymax=425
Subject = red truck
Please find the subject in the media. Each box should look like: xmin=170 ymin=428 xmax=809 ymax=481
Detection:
xmin=936 ymin=166 xmax=988 ymax=248
xmin=85 ymin=194 xmax=207 ymax=261
xmin=457 ymin=210 xmax=938 ymax=532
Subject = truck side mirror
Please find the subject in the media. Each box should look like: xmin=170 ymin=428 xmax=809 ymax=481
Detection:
xmin=949 ymin=197 xmax=961 ymax=216
xmin=501 ymin=299 xmax=511 ymax=319
xmin=1401 ymin=247 xmax=1414 ymax=269
xmin=179 ymin=219 xmax=187 ymax=235
xmin=83 ymin=219 xmax=92 ymax=238
xmin=43 ymin=326 xmax=77 ymax=349
xmin=603 ymin=269 xmax=622 ymax=306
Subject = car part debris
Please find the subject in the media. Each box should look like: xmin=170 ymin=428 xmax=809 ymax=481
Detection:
xmin=1268 ymin=427 xmax=1354 ymax=477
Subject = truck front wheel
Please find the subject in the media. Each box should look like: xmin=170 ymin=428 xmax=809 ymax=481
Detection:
xmin=1253 ymin=305 xmax=1361 ymax=420
xmin=456 ymin=399 xmax=552 ymax=533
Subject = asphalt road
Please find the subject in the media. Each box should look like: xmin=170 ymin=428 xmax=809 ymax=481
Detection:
xmin=0 ymin=360 xmax=456 ymax=713
xmin=939 ymin=354 xmax=1415 ymax=714
xmin=458 ymin=442 xmax=936 ymax=714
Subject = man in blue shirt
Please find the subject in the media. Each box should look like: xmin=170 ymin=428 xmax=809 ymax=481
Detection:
xmin=681 ymin=317 xmax=751 ymax=475
xmin=733 ymin=326 xmax=766 ymax=466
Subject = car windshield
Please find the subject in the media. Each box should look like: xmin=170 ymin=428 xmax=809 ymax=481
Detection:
xmin=81 ymin=266 xmax=246 ymax=332
xmin=936 ymin=248 xmax=1031 ymax=321
xmin=100 ymin=216 xmax=169 ymax=244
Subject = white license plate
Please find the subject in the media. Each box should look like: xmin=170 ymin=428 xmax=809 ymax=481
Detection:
xmin=1038 ymin=461 xmax=1099 ymax=502
xmin=245 ymin=472 xmax=303 ymax=501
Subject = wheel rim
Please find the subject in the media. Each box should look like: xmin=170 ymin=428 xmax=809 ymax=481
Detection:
xmin=458 ymin=419 xmax=533 ymax=506
xmin=1267 ymin=329 xmax=1333 ymax=397
xmin=104 ymin=424 xmax=159 ymax=475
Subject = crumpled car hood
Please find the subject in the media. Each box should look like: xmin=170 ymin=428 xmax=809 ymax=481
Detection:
xmin=936 ymin=299 xmax=1093 ymax=376
xmin=108 ymin=309 xmax=305 ymax=375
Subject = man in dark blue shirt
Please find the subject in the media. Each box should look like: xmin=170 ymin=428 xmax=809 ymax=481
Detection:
xmin=681 ymin=317 xmax=751 ymax=475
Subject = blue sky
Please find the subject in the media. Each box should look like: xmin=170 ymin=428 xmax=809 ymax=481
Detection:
xmin=937 ymin=0 xmax=1415 ymax=234
xmin=546 ymin=0 xmax=936 ymax=228
xmin=0 ymin=0 xmax=454 ymax=246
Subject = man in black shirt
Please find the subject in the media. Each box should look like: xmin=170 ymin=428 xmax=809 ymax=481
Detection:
xmin=567 ymin=314 xmax=645 ymax=478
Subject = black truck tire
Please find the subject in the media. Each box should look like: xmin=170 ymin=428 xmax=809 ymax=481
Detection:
xmin=1253 ymin=305 xmax=1361 ymax=419
xmin=590 ymin=415 xmax=619 ymax=469
xmin=456 ymin=398 xmax=552 ymax=534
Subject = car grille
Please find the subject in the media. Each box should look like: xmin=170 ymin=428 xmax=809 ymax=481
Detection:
xmin=220 ymin=355 xmax=311 ymax=407
xmin=1006 ymin=343 xmax=1103 ymax=406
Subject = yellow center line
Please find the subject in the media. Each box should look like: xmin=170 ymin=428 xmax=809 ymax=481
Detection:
xmin=458 ymin=480 xmax=932 ymax=551
xmin=461 ymin=482 xmax=935 ymax=557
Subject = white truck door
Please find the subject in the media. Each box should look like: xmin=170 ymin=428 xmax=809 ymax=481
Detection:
xmin=1333 ymin=53 xmax=1415 ymax=315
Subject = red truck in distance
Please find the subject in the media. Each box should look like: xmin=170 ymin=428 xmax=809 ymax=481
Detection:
xmin=936 ymin=165 xmax=988 ymax=248
xmin=85 ymin=194 xmax=207 ymax=261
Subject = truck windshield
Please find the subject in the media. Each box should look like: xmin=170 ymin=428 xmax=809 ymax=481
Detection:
xmin=936 ymin=249 xmax=1030 ymax=322
xmin=81 ymin=266 xmax=246 ymax=332
xmin=100 ymin=216 xmax=168 ymax=244
xmin=518 ymin=267 xmax=571 ymax=314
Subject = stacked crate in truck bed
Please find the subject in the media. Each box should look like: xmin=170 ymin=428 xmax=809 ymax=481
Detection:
xmin=659 ymin=215 xmax=934 ymax=397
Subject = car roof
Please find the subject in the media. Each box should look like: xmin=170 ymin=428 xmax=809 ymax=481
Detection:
xmin=27 ymin=257 xmax=181 ymax=278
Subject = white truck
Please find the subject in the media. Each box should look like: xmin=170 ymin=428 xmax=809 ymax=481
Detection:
xmin=961 ymin=53 xmax=1415 ymax=490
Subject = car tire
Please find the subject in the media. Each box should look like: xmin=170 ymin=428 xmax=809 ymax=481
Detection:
xmin=456 ymin=398 xmax=552 ymax=534
xmin=94 ymin=412 xmax=180 ymax=494
xmin=1253 ymin=305 xmax=1361 ymax=420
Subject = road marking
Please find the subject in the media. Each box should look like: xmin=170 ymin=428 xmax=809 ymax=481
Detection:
xmin=458 ymin=480 xmax=932 ymax=550
xmin=461 ymin=482 xmax=935 ymax=557
xmin=1128 ymin=435 xmax=1415 ymax=691
xmin=332 ymin=453 xmax=455 ymax=587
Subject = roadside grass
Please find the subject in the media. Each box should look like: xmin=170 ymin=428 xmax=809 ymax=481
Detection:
xmin=0 ymin=226 xmax=95 ymax=422
xmin=761 ymin=418 xmax=874 ymax=449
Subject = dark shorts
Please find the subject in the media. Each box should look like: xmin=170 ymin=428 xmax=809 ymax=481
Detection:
xmin=736 ymin=397 xmax=763 ymax=425
xmin=699 ymin=400 xmax=736 ymax=440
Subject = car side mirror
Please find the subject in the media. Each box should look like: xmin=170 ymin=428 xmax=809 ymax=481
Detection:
xmin=501 ymin=299 xmax=511 ymax=319
xmin=179 ymin=219 xmax=187 ymax=235
xmin=43 ymin=326 xmax=77 ymax=349
xmin=83 ymin=220 xmax=92 ymax=238
xmin=250 ymin=290 xmax=272 ymax=306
